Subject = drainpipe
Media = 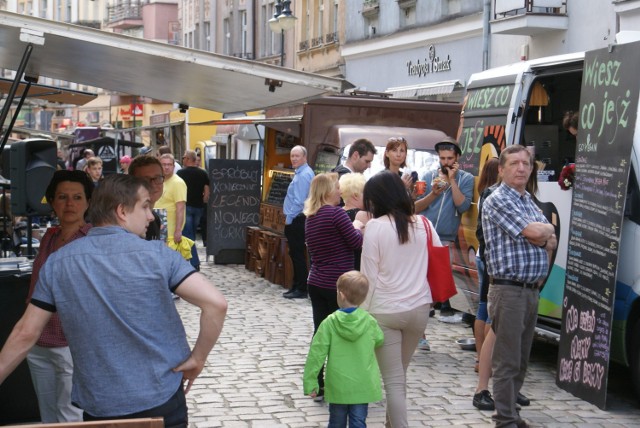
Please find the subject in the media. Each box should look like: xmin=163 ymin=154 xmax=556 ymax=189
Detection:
xmin=482 ymin=0 xmax=491 ymax=70
xmin=199 ymin=0 xmax=205 ymax=50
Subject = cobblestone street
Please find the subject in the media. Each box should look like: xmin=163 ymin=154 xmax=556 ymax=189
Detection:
xmin=178 ymin=256 xmax=640 ymax=427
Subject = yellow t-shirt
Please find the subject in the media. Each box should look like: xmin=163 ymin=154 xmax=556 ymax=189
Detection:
xmin=155 ymin=174 xmax=187 ymax=239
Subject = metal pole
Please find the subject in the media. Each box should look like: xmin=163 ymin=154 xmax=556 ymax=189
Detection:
xmin=0 ymin=43 xmax=34 ymax=154
xmin=1 ymin=82 xmax=33 ymax=150
xmin=280 ymin=29 xmax=285 ymax=66
xmin=482 ymin=0 xmax=490 ymax=70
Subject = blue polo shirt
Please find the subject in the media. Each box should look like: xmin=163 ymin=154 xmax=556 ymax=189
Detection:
xmin=31 ymin=226 xmax=196 ymax=417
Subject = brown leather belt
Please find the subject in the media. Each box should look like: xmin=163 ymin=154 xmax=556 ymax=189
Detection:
xmin=491 ymin=278 xmax=538 ymax=290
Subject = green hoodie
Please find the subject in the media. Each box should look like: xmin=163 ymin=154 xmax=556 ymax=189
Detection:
xmin=303 ymin=308 xmax=384 ymax=404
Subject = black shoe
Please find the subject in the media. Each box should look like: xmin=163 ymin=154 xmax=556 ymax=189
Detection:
xmin=284 ymin=290 xmax=308 ymax=299
xmin=472 ymin=390 xmax=495 ymax=411
xmin=516 ymin=392 xmax=530 ymax=406
xmin=283 ymin=289 xmax=296 ymax=297
xmin=429 ymin=308 xmax=436 ymax=317
xmin=439 ymin=305 xmax=456 ymax=317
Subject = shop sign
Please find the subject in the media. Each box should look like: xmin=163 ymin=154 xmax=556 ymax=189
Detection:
xmin=407 ymin=45 xmax=452 ymax=77
xmin=119 ymin=103 xmax=144 ymax=120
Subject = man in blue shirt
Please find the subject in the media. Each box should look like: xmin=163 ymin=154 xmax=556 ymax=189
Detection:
xmin=482 ymin=145 xmax=556 ymax=428
xmin=0 ymin=175 xmax=228 ymax=425
xmin=283 ymin=145 xmax=315 ymax=299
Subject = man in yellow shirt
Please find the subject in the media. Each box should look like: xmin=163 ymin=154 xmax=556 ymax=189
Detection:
xmin=156 ymin=154 xmax=187 ymax=244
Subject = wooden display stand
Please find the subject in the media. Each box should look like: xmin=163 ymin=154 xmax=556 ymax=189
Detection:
xmin=245 ymin=168 xmax=294 ymax=288
xmin=244 ymin=223 xmax=293 ymax=289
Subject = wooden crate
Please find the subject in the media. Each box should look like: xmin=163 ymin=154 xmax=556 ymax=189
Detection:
xmin=245 ymin=226 xmax=262 ymax=271
xmin=260 ymin=203 xmax=286 ymax=233
xmin=254 ymin=229 xmax=273 ymax=277
xmin=263 ymin=232 xmax=280 ymax=284
xmin=275 ymin=235 xmax=294 ymax=289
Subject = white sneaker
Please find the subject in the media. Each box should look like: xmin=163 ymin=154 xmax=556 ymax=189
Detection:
xmin=418 ymin=338 xmax=431 ymax=351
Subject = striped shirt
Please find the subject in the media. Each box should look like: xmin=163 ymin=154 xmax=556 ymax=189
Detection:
xmin=305 ymin=205 xmax=363 ymax=289
xmin=482 ymin=183 xmax=549 ymax=283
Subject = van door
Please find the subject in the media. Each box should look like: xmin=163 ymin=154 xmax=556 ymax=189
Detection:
xmin=453 ymin=73 xmax=524 ymax=313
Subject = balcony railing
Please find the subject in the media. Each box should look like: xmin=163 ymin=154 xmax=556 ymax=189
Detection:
xmin=495 ymin=0 xmax=567 ymax=18
xmin=492 ymin=0 xmax=568 ymax=35
xmin=311 ymin=36 xmax=324 ymax=48
xmin=325 ymin=32 xmax=339 ymax=44
xmin=232 ymin=52 xmax=255 ymax=60
xmin=362 ymin=0 xmax=380 ymax=18
xmin=106 ymin=3 xmax=142 ymax=24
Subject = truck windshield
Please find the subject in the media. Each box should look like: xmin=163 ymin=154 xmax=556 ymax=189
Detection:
xmin=340 ymin=143 xmax=440 ymax=179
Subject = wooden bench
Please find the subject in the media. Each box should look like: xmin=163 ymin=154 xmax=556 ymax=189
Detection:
xmin=9 ymin=417 xmax=164 ymax=428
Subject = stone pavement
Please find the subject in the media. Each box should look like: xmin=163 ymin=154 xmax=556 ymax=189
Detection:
xmin=177 ymin=256 xmax=640 ymax=427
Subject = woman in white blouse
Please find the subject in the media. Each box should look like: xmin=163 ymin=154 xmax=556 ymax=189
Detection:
xmin=360 ymin=171 xmax=441 ymax=428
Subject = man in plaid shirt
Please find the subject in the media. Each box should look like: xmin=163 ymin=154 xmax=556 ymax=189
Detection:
xmin=482 ymin=145 xmax=557 ymax=428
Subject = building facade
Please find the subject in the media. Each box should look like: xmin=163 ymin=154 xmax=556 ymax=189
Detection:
xmin=340 ymin=0 xmax=640 ymax=103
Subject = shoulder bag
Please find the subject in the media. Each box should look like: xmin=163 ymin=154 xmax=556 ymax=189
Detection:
xmin=421 ymin=216 xmax=457 ymax=303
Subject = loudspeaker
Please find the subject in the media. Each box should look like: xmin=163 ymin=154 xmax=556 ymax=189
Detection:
xmin=10 ymin=139 xmax=56 ymax=216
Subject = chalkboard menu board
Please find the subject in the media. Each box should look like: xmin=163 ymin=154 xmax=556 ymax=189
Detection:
xmin=266 ymin=170 xmax=293 ymax=205
xmin=207 ymin=159 xmax=262 ymax=263
xmin=556 ymin=42 xmax=640 ymax=409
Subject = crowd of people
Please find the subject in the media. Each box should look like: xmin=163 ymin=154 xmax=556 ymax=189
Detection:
xmin=283 ymin=136 xmax=555 ymax=428
xmin=0 ymin=143 xmax=219 ymax=427
xmin=0 ymin=135 xmax=557 ymax=428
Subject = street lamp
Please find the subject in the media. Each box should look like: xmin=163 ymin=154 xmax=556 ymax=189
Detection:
xmin=268 ymin=0 xmax=297 ymax=67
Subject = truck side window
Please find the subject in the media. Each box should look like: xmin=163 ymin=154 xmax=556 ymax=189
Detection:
xmin=625 ymin=165 xmax=640 ymax=224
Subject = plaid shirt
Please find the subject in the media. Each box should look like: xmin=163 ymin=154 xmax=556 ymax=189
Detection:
xmin=27 ymin=223 xmax=92 ymax=347
xmin=482 ymin=183 xmax=549 ymax=283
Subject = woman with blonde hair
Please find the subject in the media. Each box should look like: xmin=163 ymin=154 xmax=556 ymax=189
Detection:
xmin=339 ymin=173 xmax=366 ymax=220
xmin=304 ymin=172 xmax=364 ymax=401
xmin=339 ymin=173 xmax=366 ymax=270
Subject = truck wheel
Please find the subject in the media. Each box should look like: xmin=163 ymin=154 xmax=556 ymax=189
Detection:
xmin=631 ymin=318 xmax=640 ymax=403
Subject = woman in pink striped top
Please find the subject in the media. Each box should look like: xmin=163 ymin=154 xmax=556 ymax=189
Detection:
xmin=303 ymin=173 xmax=364 ymax=400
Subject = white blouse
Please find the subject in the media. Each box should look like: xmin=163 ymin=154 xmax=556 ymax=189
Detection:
xmin=360 ymin=215 xmax=442 ymax=315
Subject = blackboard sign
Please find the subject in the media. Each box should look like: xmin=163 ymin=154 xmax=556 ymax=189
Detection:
xmin=266 ymin=170 xmax=293 ymax=205
xmin=556 ymin=42 xmax=640 ymax=409
xmin=207 ymin=159 xmax=261 ymax=264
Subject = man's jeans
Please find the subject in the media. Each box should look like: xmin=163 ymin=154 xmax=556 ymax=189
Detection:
xmin=328 ymin=403 xmax=368 ymax=428
xmin=183 ymin=205 xmax=204 ymax=268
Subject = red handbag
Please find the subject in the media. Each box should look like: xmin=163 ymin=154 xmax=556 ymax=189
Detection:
xmin=421 ymin=216 xmax=457 ymax=303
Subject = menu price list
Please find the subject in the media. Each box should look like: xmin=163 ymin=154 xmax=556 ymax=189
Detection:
xmin=556 ymin=41 xmax=640 ymax=409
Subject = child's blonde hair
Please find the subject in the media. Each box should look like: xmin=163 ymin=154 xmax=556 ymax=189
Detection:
xmin=337 ymin=271 xmax=369 ymax=306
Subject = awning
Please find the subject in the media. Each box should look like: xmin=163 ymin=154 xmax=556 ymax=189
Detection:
xmin=254 ymin=116 xmax=302 ymax=138
xmin=385 ymin=80 xmax=464 ymax=98
xmin=0 ymin=77 xmax=97 ymax=105
xmin=0 ymin=11 xmax=352 ymax=114
xmin=9 ymin=126 xmax=76 ymax=141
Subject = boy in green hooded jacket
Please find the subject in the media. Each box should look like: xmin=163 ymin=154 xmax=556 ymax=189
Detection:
xmin=303 ymin=271 xmax=384 ymax=427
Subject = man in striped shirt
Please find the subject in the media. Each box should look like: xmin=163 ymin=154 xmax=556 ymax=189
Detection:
xmin=482 ymin=145 xmax=556 ymax=428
